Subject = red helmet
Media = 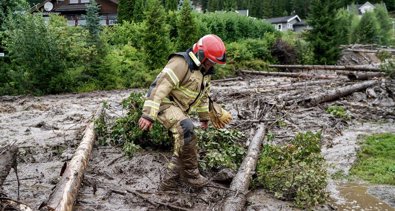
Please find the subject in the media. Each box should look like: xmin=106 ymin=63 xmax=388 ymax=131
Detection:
xmin=192 ymin=34 xmax=226 ymax=65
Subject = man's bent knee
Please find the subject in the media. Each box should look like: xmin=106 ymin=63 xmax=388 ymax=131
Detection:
xmin=180 ymin=119 xmax=195 ymax=145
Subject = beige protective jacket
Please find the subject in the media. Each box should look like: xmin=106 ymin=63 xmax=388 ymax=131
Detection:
xmin=142 ymin=53 xmax=212 ymax=122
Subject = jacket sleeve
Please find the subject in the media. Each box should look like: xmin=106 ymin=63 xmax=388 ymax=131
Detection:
xmin=142 ymin=57 xmax=188 ymax=122
xmin=195 ymin=78 xmax=211 ymax=122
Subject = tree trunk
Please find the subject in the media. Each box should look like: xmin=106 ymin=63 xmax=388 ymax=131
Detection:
xmin=240 ymin=70 xmax=341 ymax=79
xmin=0 ymin=146 xmax=18 ymax=187
xmin=335 ymin=71 xmax=384 ymax=80
xmin=222 ymin=124 xmax=266 ymax=211
xmin=269 ymin=64 xmax=381 ymax=72
xmin=220 ymin=79 xmax=345 ymax=96
xmin=300 ymin=80 xmax=379 ymax=106
xmin=40 ymin=105 xmax=104 ymax=211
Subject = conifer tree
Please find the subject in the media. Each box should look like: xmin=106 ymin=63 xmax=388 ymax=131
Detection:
xmin=306 ymin=0 xmax=342 ymax=64
xmin=133 ymin=0 xmax=145 ymax=22
xmin=223 ymin=0 xmax=237 ymax=11
xmin=142 ymin=0 xmax=171 ymax=69
xmin=85 ymin=0 xmax=101 ymax=43
xmin=352 ymin=12 xmax=379 ymax=44
xmin=374 ymin=4 xmax=393 ymax=45
xmin=335 ymin=8 xmax=352 ymax=45
xmin=118 ymin=0 xmax=134 ymax=23
xmin=165 ymin=0 xmax=178 ymax=10
xmin=177 ymin=0 xmax=197 ymax=51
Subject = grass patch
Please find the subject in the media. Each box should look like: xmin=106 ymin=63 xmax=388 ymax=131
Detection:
xmin=350 ymin=133 xmax=395 ymax=185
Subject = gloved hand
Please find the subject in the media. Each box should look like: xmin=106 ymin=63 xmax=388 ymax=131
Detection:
xmin=208 ymin=101 xmax=232 ymax=129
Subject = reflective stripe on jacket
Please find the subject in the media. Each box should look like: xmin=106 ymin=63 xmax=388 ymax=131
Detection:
xmin=142 ymin=54 xmax=211 ymax=122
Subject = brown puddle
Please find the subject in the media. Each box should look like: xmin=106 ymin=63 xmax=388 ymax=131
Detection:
xmin=330 ymin=183 xmax=395 ymax=211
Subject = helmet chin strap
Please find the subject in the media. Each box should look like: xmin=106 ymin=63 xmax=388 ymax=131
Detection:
xmin=188 ymin=52 xmax=201 ymax=67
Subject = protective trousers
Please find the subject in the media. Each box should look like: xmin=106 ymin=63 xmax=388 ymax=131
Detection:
xmin=157 ymin=105 xmax=208 ymax=190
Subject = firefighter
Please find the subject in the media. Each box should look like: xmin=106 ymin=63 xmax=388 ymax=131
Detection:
xmin=138 ymin=34 xmax=232 ymax=191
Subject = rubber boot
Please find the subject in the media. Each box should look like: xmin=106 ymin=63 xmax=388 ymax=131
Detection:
xmin=159 ymin=156 xmax=181 ymax=191
xmin=179 ymin=139 xmax=209 ymax=188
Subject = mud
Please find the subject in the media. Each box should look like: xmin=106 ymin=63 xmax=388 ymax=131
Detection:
xmin=1 ymin=71 xmax=394 ymax=210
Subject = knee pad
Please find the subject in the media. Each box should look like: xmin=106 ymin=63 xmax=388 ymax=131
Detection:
xmin=180 ymin=119 xmax=196 ymax=145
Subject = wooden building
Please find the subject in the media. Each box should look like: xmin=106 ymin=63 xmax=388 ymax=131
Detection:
xmin=31 ymin=0 xmax=118 ymax=26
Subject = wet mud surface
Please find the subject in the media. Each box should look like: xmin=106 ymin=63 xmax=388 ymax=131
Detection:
xmin=1 ymin=72 xmax=394 ymax=210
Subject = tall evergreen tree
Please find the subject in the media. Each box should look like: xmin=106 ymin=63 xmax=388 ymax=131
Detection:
xmin=117 ymin=0 xmax=134 ymax=23
xmin=142 ymin=0 xmax=171 ymax=69
xmin=223 ymin=0 xmax=237 ymax=11
xmin=250 ymin=0 xmax=264 ymax=18
xmin=352 ymin=12 xmax=379 ymax=44
xmin=85 ymin=0 xmax=101 ymax=43
xmin=374 ymin=4 xmax=393 ymax=45
xmin=133 ymin=0 xmax=146 ymax=22
xmin=306 ymin=0 xmax=342 ymax=64
xmin=177 ymin=0 xmax=197 ymax=51
xmin=335 ymin=8 xmax=352 ymax=45
xmin=165 ymin=0 xmax=178 ymax=10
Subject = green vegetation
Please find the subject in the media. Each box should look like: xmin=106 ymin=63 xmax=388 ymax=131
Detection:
xmin=197 ymin=128 xmax=246 ymax=170
xmin=381 ymin=59 xmax=395 ymax=78
xmin=326 ymin=105 xmax=350 ymax=119
xmin=256 ymin=131 xmax=328 ymax=208
xmin=350 ymin=133 xmax=395 ymax=185
xmin=95 ymin=93 xmax=246 ymax=170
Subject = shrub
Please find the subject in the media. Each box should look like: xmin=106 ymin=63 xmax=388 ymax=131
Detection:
xmin=197 ymin=128 xmax=246 ymax=170
xmin=326 ymin=105 xmax=350 ymax=119
xmin=256 ymin=131 xmax=328 ymax=208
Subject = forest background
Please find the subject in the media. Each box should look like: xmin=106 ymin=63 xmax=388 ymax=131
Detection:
xmin=0 ymin=0 xmax=394 ymax=95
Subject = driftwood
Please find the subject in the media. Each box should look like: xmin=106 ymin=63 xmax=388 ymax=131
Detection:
xmin=212 ymin=76 xmax=244 ymax=83
xmin=344 ymin=48 xmax=395 ymax=54
xmin=222 ymin=124 xmax=266 ymax=211
xmin=221 ymin=79 xmax=345 ymax=96
xmin=0 ymin=146 xmax=18 ymax=187
xmin=0 ymin=198 xmax=33 ymax=211
xmin=269 ymin=64 xmax=381 ymax=72
xmin=240 ymin=70 xmax=341 ymax=79
xmin=301 ymin=80 xmax=379 ymax=106
xmin=335 ymin=70 xmax=384 ymax=80
xmin=40 ymin=105 xmax=104 ymax=211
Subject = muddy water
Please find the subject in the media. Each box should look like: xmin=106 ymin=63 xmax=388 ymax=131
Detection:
xmin=332 ymin=183 xmax=395 ymax=211
xmin=323 ymin=122 xmax=395 ymax=210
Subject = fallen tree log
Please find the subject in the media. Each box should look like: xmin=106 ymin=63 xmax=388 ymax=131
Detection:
xmin=335 ymin=70 xmax=384 ymax=80
xmin=269 ymin=64 xmax=381 ymax=72
xmin=240 ymin=70 xmax=341 ymax=79
xmin=40 ymin=105 xmax=104 ymax=211
xmin=0 ymin=198 xmax=32 ymax=211
xmin=0 ymin=146 xmax=18 ymax=187
xmin=300 ymin=80 xmax=379 ymax=107
xmin=222 ymin=124 xmax=266 ymax=211
xmin=220 ymin=79 xmax=345 ymax=96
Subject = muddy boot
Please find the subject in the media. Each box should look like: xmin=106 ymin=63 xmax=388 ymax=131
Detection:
xmin=159 ymin=156 xmax=181 ymax=191
xmin=180 ymin=139 xmax=209 ymax=188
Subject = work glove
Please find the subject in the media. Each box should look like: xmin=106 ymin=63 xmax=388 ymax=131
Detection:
xmin=208 ymin=100 xmax=232 ymax=129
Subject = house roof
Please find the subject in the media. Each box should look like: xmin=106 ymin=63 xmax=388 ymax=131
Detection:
xmin=55 ymin=4 xmax=87 ymax=12
xmin=266 ymin=15 xmax=301 ymax=24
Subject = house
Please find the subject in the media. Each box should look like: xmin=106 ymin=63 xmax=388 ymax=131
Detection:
xmin=235 ymin=9 xmax=249 ymax=17
xmin=265 ymin=15 xmax=308 ymax=32
xmin=347 ymin=1 xmax=377 ymax=15
xmin=31 ymin=0 xmax=118 ymax=26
